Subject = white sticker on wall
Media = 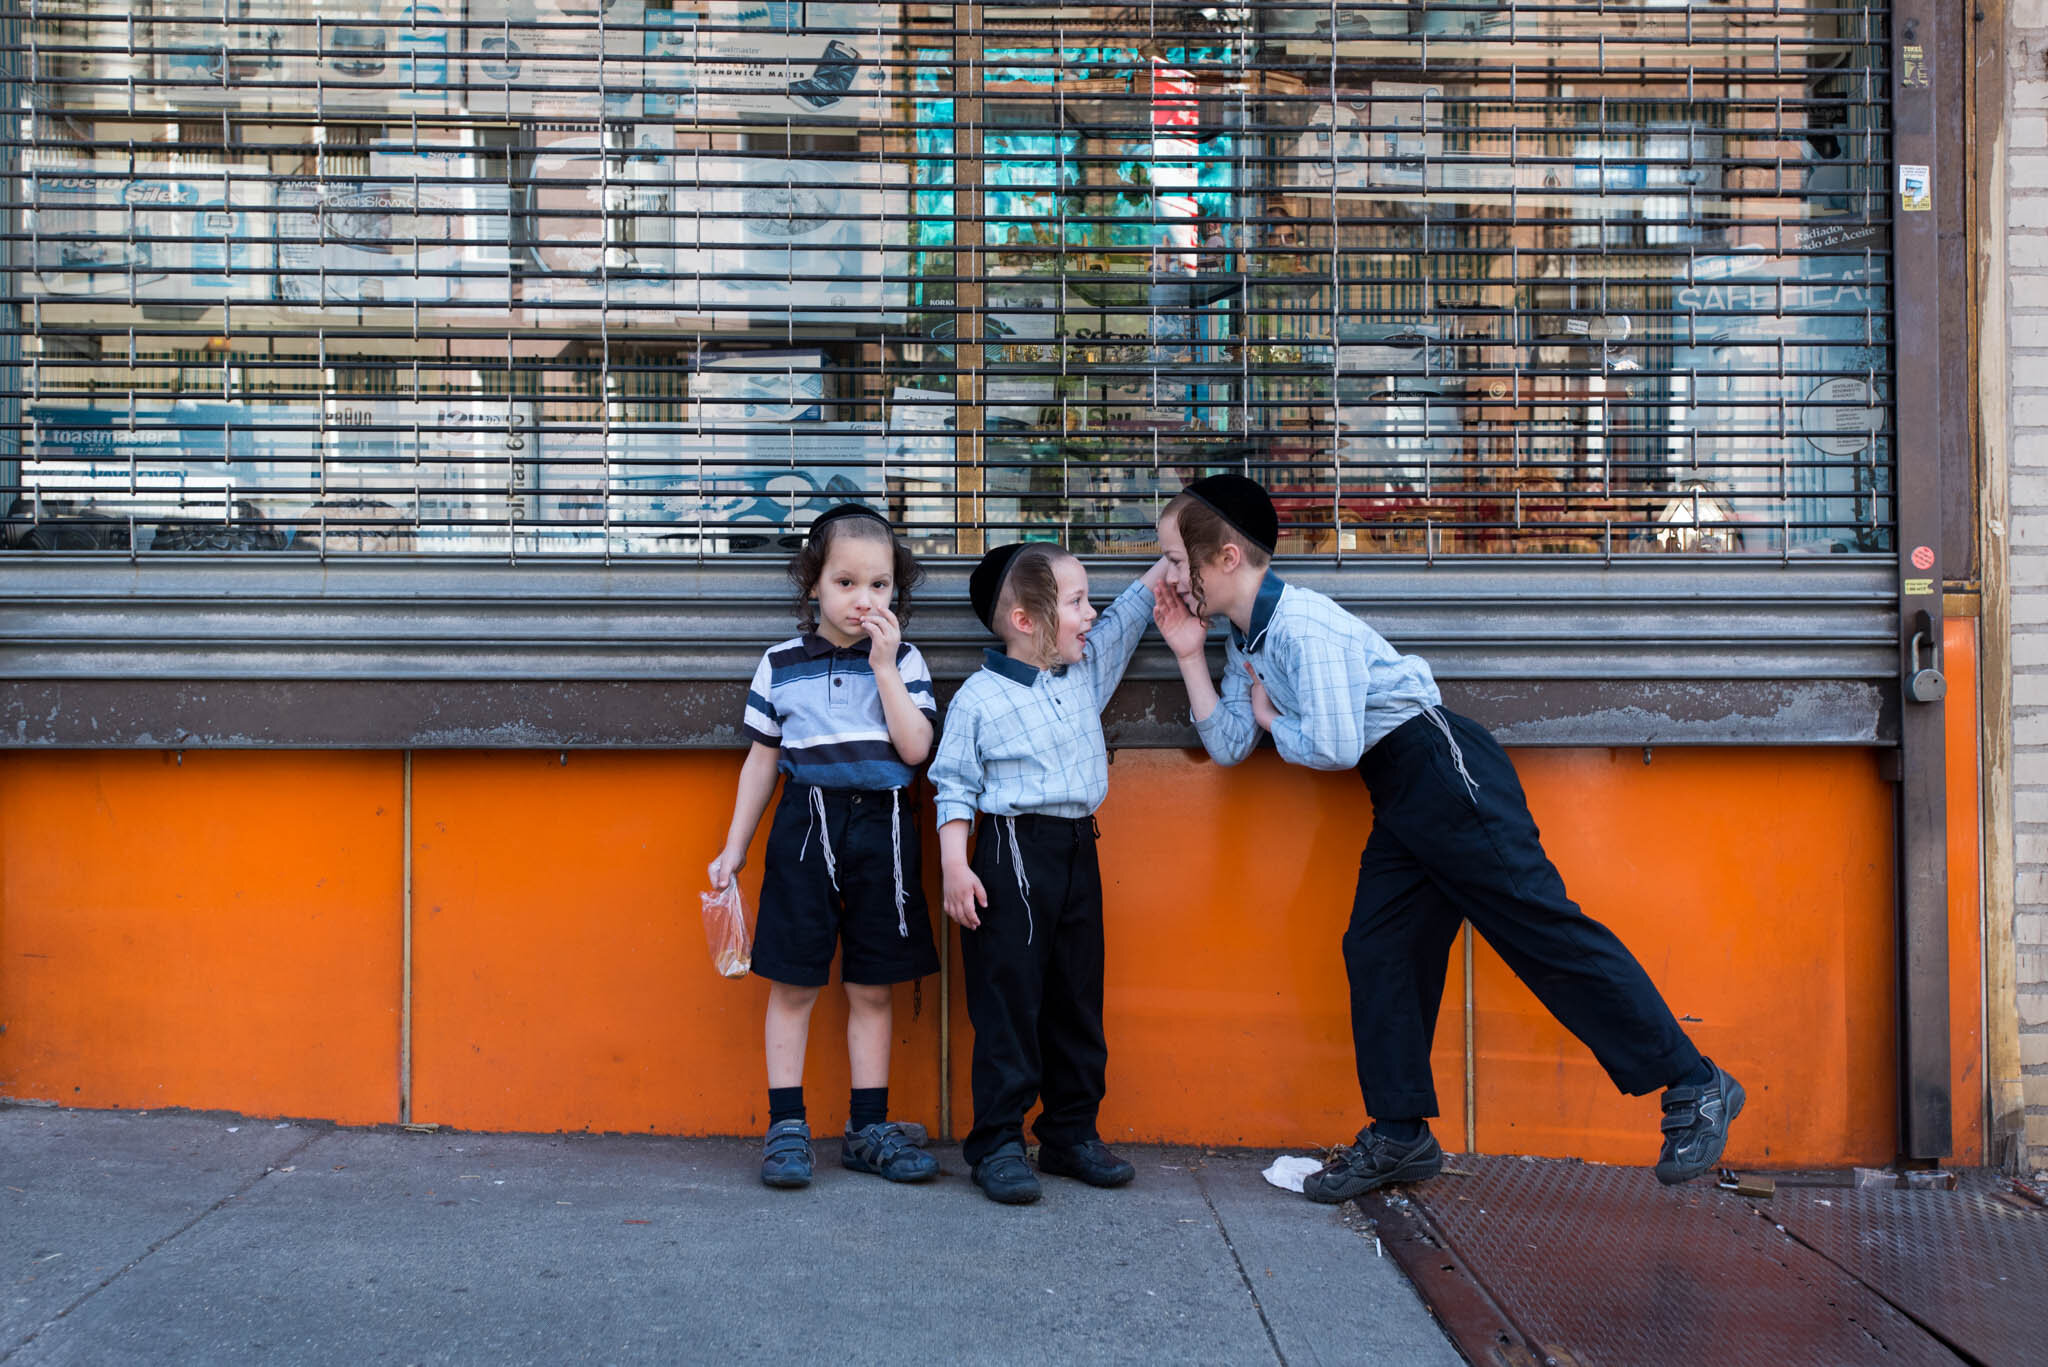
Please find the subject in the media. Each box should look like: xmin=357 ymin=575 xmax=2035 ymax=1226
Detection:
xmin=1900 ymin=164 xmax=1932 ymax=212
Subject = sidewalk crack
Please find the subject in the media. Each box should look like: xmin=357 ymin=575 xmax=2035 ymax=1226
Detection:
xmin=1194 ymin=1161 xmax=1289 ymax=1366
xmin=2 ymin=1130 xmax=325 ymax=1363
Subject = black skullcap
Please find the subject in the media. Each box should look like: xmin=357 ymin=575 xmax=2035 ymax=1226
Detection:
xmin=806 ymin=502 xmax=892 ymax=545
xmin=968 ymin=541 xmax=1031 ymax=631
xmin=1182 ymin=474 xmax=1278 ymax=554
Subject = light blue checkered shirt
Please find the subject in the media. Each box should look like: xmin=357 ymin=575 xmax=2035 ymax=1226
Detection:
xmin=1194 ymin=572 xmax=1440 ymax=771
xmin=931 ymin=579 xmax=1155 ymax=828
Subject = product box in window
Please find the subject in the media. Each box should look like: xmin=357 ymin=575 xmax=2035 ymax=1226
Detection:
xmin=145 ymin=0 xmax=454 ymax=114
xmin=521 ymin=126 xmax=679 ymax=320
xmin=276 ymin=146 xmax=512 ymax=310
xmin=29 ymin=0 xmax=151 ymax=109
xmin=463 ymin=0 xmax=645 ymax=119
xmin=311 ymin=1 xmax=457 ymax=115
xmin=25 ymin=158 xmax=272 ymax=304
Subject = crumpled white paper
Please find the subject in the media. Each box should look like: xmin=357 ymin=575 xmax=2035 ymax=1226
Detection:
xmin=1261 ymin=1155 xmax=1324 ymax=1193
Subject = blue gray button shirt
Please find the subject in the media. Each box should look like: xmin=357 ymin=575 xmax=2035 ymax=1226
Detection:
xmin=930 ymin=579 xmax=1155 ymax=828
xmin=1193 ymin=571 xmax=1440 ymax=771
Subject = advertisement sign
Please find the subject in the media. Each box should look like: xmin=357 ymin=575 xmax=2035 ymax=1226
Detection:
xmin=642 ymin=2 xmax=891 ymax=123
xmin=537 ymin=422 xmax=887 ymax=547
xmin=668 ymin=155 xmax=908 ymax=322
xmin=25 ymin=399 xmax=543 ymax=550
xmin=1672 ymin=223 xmax=1889 ymax=551
xmin=27 ymin=160 xmax=271 ymax=302
xmin=691 ymin=352 xmax=827 ymax=425
xmin=277 ymin=147 xmax=513 ymax=310
xmin=25 ymin=402 xmax=317 ymax=526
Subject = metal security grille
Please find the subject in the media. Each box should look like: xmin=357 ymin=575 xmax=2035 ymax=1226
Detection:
xmin=0 ymin=1 xmax=1892 ymax=560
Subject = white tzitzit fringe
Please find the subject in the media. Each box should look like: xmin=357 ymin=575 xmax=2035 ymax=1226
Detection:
xmin=1422 ymin=706 xmax=1481 ymax=802
xmin=890 ymin=789 xmax=908 ymax=937
xmin=800 ymin=786 xmax=839 ymax=891
xmin=1001 ymin=815 xmax=1034 ymax=944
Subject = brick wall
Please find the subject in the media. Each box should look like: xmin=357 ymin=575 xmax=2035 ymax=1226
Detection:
xmin=2011 ymin=13 xmax=2048 ymax=1170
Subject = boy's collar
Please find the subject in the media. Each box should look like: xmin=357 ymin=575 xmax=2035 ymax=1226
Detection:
xmin=1230 ymin=571 xmax=1286 ymax=654
xmin=801 ymin=630 xmax=863 ymax=657
xmin=982 ymin=647 xmax=1045 ymax=688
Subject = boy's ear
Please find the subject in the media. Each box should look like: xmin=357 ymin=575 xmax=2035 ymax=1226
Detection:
xmin=1007 ymin=604 xmax=1036 ymax=637
xmin=1216 ymin=540 xmax=1243 ymax=573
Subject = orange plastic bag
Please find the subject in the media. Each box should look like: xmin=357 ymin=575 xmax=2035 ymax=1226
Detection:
xmin=700 ymin=882 xmax=753 ymax=978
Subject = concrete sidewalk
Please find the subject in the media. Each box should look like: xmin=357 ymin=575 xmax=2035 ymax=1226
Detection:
xmin=1 ymin=1105 xmax=1461 ymax=1366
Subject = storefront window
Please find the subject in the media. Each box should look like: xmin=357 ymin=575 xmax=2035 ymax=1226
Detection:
xmin=1 ymin=1 xmax=1892 ymax=558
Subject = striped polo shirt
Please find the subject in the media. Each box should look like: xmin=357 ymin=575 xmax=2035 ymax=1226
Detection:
xmin=743 ymin=634 xmax=938 ymax=791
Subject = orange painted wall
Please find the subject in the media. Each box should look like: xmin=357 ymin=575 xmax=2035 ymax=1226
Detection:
xmin=1945 ymin=617 xmax=1985 ymax=1164
xmin=1461 ymin=748 xmax=1895 ymax=1166
xmin=0 ymin=689 xmax=1987 ymax=1168
xmin=409 ymin=752 xmax=943 ymax=1137
xmin=0 ymin=751 xmax=402 ymax=1124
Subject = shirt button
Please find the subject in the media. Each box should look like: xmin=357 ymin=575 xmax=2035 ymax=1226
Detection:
xmin=834 ymin=678 xmax=843 ymax=687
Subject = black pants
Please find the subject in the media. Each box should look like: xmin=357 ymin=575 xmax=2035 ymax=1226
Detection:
xmin=1349 ymin=708 xmax=1702 ymax=1121
xmin=959 ymin=813 xmax=1107 ymax=1167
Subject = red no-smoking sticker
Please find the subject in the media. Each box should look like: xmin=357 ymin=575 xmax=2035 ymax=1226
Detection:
xmin=1910 ymin=545 xmax=1935 ymax=570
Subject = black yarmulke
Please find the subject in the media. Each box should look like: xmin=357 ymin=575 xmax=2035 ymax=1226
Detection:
xmin=807 ymin=502 xmax=891 ymax=544
xmin=1183 ymin=474 xmax=1278 ymax=554
xmin=968 ymin=541 xmax=1030 ymax=631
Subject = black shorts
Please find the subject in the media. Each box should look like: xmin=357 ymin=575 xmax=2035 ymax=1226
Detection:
xmin=752 ymin=780 xmax=941 ymax=988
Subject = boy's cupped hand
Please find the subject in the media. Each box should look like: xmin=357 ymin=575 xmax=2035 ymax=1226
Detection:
xmin=859 ymin=603 xmax=903 ymax=670
xmin=1151 ymin=582 xmax=1211 ymax=659
xmin=942 ymin=864 xmax=987 ymax=929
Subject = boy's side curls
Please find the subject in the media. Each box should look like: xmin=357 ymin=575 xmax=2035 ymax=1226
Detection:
xmin=787 ymin=503 xmax=926 ymax=632
xmin=993 ymin=545 xmax=1072 ymax=669
xmin=968 ymin=540 xmax=1074 ymax=669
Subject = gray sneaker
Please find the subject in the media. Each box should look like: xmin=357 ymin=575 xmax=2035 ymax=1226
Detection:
xmin=841 ymin=1121 xmax=939 ymax=1183
xmin=1654 ymin=1059 xmax=1745 ymax=1185
xmin=1301 ymin=1128 xmax=1443 ymax=1204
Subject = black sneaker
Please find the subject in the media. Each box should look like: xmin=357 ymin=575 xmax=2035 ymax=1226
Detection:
xmin=760 ymin=1119 xmax=814 ymax=1189
xmin=1301 ymin=1128 xmax=1443 ymax=1204
xmin=842 ymin=1121 xmax=939 ymax=1183
xmin=971 ymin=1140 xmax=1042 ymax=1205
xmin=1037 ymin=1139 xmax=1135 ymax=1188
xmin=1655 ymin=1059 xmax=1745 ymax=1185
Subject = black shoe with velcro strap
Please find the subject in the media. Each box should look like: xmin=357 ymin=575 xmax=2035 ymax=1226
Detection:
xmin=1654 ymin=1059 xmax=1745 ymax=1185
xmin=1301 ymin=1127 xmax=1443 ymax=1204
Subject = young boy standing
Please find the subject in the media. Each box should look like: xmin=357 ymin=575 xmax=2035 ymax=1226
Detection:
xmin=930 ymin=543 xmax=1164 ymax=1204
xmin=1151 ymin=474 xmax=1743 ymax=1201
